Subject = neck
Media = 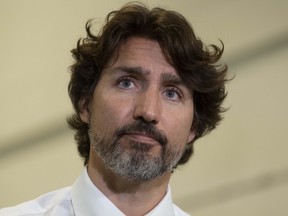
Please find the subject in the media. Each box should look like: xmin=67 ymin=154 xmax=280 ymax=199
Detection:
xmin=87 ymin=152 xmax=171 ymax=216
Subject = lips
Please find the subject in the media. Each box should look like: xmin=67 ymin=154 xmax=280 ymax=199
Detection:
xmin=124 ymin=132 xmax=160 ymax=145
xmin=115 ymin=120 xmax=168 ymax=146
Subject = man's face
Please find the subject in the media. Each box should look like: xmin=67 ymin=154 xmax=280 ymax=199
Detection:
xmin=80 ymin=37 xmax=195 ymax=182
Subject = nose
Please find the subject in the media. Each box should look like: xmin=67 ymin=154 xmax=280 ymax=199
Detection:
xmin=133 ymin=89 xmax=161 ymax=124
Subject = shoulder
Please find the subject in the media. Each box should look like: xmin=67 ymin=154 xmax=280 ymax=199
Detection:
xmin=0 ymin=187 xmax=72 ymax=216
xmin=173 ymin=203 xmax=191 ymax=216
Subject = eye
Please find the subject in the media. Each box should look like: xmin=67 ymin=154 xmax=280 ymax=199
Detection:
xmin=164 ymin=88 xmax=182 ymax=101
xmin=117 ymin=78 xmax=135 ymax=89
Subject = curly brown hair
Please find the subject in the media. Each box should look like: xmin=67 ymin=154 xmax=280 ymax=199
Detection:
xmin=67 ymin=2 xmax=228 ymax=166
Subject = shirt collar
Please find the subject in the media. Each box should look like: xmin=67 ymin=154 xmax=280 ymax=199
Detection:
xmin=71 ymin=167 xmax=175 ymax=216
xmin=145 ymin=185 xmax=175 ymax=216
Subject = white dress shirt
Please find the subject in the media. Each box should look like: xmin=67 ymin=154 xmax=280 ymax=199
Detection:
xmin=0 ymin=168 xmax=190 ymax=216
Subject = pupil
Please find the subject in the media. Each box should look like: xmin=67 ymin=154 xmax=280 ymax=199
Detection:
xmin=167 ymin=90 xmax=174 ymax=97
xmin=124 ymin=80 xmax=130 ymax=87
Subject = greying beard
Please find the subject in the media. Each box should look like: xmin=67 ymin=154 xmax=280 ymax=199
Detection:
xmin=89 ymin=121 xmax=185 ymax=182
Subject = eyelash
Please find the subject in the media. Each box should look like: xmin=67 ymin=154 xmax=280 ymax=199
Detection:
xmin=116 ymin=77 xmax=136 ymax=89
xmin=165 ymin=87 xmax=183 ymax=100
xmin=116 ymin=77 xmax=183 ymax=100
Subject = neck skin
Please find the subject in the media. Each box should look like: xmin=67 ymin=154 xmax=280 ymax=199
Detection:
xmin=87 ymin=148 xmax=171 ymax=216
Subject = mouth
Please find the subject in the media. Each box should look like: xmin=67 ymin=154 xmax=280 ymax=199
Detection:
xmin=124 ymin=132 xmax=160 ymax=146
xmin=115 ymin=121 xmax=168 ymax=147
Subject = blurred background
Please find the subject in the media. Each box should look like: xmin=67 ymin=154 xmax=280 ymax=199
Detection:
xmin=1 ymin=0 xmax=288 ymax=215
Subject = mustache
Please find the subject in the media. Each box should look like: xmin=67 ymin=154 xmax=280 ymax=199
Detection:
xmin=115 ymin=120 xmax=168 ymax=146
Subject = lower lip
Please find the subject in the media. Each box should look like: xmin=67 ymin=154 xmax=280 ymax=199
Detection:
xmin=124 ymin=134 xmax=159 ymax=145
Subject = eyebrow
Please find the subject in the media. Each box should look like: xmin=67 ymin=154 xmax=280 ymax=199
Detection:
xmin=110 ymin=66 xmax=186 ymax=87
xmin=161 ymin=73 xmax=185 ymax=86
xmin=111 ymin=66 xmax=150 ymax=77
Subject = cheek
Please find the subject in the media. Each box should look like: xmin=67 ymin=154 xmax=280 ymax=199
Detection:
xmin=165 ymin=109 xmax=194 ymax=145
xmin=91 ymin=100 xmax=114 ymax=127
xmin=90 ymin=93 xmax=133 ymax=132
xmin=174 ymin=121 xmax=193 ymax=144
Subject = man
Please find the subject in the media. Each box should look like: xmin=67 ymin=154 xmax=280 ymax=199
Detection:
xmin=0 ymin=2 xmax=228 ymax=216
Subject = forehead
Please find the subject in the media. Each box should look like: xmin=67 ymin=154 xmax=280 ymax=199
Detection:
xmin=107 ymin=37 xmax=177 ymax=75
xmin=120 ymin=37 xmax=162 ymax=54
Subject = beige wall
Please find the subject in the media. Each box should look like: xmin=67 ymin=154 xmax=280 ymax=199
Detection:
xmin=1 ymin=0 xmax=288 ymax=215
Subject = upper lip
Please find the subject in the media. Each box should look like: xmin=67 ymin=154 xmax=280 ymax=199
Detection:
xmin=126 ymin=131 xmax=155 ymax=138
xmin=125 ymin=131 xmax=162 ymax=145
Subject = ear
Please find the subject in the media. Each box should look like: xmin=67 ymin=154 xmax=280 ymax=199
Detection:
xmin=187 ymin=129 xmax=196 ymax=143
xmin=79 ymin=99 xmax=90 ymax=124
